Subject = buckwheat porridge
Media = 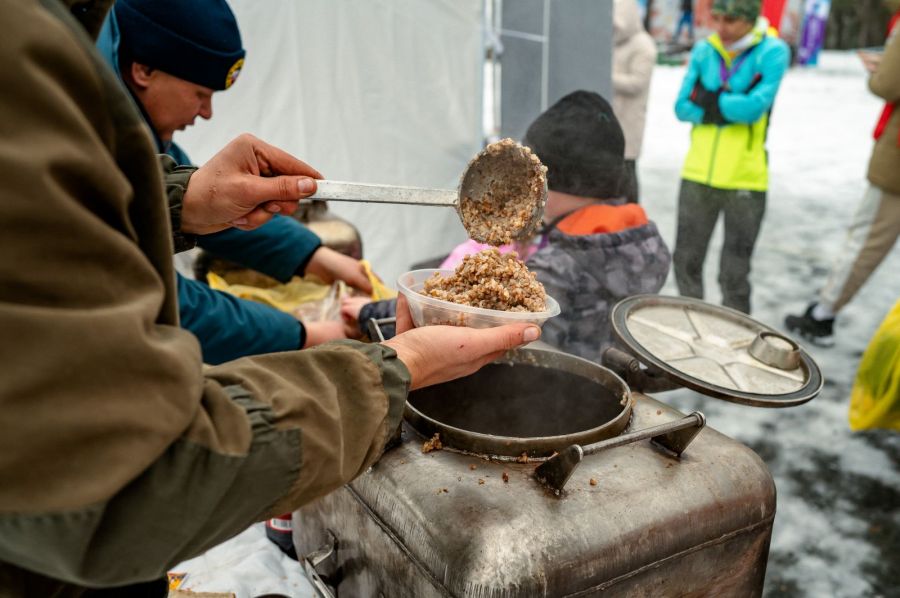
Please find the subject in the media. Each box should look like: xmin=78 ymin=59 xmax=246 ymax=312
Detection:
xmin=422 ymin=249 xmax=547 ymax=313
xmin=459 ymin=138 xmax=547 ymax=246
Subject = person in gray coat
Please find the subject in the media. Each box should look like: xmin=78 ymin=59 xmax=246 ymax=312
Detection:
xmin=613 ymin=0 xmax=657 ymax=204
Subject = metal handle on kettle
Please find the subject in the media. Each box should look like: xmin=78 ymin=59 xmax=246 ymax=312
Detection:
xmin=302 ymin=530 xmax=337 ymax=598
xmin=534 ymin=412 xmax=706 ymax=495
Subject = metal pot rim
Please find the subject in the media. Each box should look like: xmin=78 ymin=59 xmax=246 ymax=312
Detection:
xmin=404 ymin=347 xmax=634 ymax=459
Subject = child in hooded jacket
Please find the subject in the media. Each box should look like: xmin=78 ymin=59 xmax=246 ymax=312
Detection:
xmin=346 ymin=91 xmax=671 ymax=363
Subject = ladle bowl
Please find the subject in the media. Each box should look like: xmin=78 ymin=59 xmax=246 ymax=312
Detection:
xmin=306 ymin=139 xmax=547 ymax=243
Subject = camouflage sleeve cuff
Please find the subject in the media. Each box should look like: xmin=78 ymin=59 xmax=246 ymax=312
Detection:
xmin=331 ymin=340 xmax=410 ymax=440
xmin=372 ymin=344 xmax=411 ymax=432
xmin=160 ymin=155 xmax=199 ymax=253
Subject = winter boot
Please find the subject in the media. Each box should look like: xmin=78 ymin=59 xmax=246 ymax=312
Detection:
xmin=784 ymin=303 xmax=835 ymax=347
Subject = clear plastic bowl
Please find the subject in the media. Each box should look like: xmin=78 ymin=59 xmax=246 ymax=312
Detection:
xmin=397 ymin=269 xmax=560 ymax=329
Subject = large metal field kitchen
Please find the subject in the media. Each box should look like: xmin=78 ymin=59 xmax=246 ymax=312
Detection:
xmin=294 ymin=296 xmax=823 ymax=596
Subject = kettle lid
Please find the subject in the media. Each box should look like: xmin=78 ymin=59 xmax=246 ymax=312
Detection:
xmin=610 ymin=295 xmax=823 ymax=408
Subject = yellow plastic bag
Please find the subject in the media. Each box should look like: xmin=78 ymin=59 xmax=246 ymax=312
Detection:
xmin=207 ymin=271 xmax=334 ymax=313
xmin=206 ymin=259 xmax=396 ymax=322
xmin=848 ymin=299 xmax=900 ymax=431
xmin=361 ymin=259 xmax=397 ymax=301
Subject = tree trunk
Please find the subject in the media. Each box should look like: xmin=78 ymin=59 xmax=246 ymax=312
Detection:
xmin=856 ymin=0 xmax=889 ymax=46
xmin=857 ymin=0 xmax=872 ymax=47
xmin=825 ymin=0 xmax=890 ymax=49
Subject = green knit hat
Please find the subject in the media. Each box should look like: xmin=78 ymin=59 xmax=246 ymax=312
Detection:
xmin=712 ymin=0 xmax=760 ymax=21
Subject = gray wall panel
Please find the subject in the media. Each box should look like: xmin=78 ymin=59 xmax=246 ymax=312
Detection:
xmin=549 ymin=0 xmax=612 ymax=104
xmin=500 ymin=0 xmax=612 ymax=139
xmin=502 ymin=0 xmax=545 ymax=35
xmin=498 ymin=36 xmax=544 ymax=140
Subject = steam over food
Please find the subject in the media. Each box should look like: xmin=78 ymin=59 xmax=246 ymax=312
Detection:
xmin=422 ymin=249 xmax=547 ymax=312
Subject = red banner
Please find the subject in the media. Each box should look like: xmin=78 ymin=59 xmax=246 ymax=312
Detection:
xmin=762 ymin=0 xmax=789 ymax=31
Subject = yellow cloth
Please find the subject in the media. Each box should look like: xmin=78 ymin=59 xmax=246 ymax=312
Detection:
xmin=362 ymin=259 xmax=397 ymax=301
xmin=848 ymin=299 xmax=900 ymax=431
xmin=207 ymin=271 xmax=333 ymax=312
xmin=206 ymin=259 xmax=396 ymax=315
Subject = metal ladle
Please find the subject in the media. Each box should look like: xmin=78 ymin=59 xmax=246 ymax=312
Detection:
xmin=305 ymin=139 xmax=548 ymax=244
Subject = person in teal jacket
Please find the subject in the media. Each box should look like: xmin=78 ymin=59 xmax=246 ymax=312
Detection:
xmin=673 ymin=0 xmax=789 ymax=314
xmin=98 ymin=0 xmax=371 ymax=364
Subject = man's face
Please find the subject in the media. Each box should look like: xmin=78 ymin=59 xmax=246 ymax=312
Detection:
xmin=711 ymin=13 xmax=755 ymax=44
xmin=130 ymin=64 xmax=215 ymax=142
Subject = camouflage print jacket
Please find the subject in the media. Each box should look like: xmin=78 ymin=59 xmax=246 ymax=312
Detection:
xmin=527 ymin=204 xmax=671 ymax=363
xmin=0 ymin=1 xmax=408 ymax=593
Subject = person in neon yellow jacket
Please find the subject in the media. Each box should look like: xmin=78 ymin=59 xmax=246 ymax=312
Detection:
xmin=673 ymin=0 xmax=790 ymax=314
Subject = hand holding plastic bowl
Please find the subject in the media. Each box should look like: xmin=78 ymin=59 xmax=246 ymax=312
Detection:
xmin=397 ymin=269 xmax=560 ymax=330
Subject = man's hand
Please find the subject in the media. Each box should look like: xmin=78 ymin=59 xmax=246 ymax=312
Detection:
xmin=340 ymin=295 xmax=371 ymax=338
xmin=305 ymin=247 xmax=374 ymax=294
xmin=181 ymin=134 xmax=322 ymax=235
xmin=384 ymin=296 xmax=541 ymax=390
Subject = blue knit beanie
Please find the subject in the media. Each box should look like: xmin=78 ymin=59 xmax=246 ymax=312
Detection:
xmin=114 ymin=0 xmax=246 ymax=91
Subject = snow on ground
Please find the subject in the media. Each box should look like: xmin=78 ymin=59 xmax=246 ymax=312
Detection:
xmin=642 ymin=51 xmax=900 ymax=598
xmin=179 ymin=51 xmax=899 ymax=597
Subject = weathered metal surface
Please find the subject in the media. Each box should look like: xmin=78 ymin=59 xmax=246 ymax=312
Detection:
xmin=405 ymin=348 xmax=632 ymax=458
xmin=294 ymin=395 xmax=776 ymax=597
xmin=611 ymin=295 xmax=823 ymax=407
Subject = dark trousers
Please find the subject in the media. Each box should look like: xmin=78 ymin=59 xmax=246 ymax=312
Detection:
xmin=673 ymin=179 xmax=766 ymax=314
xmin=621 ymin=159 xmax=640 ymax=204
xmin=674 ymin=10 xmax=694 ymax=41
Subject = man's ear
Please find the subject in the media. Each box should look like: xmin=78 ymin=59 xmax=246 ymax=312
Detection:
xmin=129 ymin=62 xmax=155 ymax=89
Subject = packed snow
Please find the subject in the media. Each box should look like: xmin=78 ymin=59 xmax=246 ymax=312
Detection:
xmin=176 ymin=51 xmax=899 ymax=598
xmin=644 ymin=50 xmax=900 ymax=598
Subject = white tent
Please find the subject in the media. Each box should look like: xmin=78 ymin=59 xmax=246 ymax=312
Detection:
xmin=178 ymin=0 xmax=485 ymax=284
xmin=178 ymin=0 xmax=613 ymax=285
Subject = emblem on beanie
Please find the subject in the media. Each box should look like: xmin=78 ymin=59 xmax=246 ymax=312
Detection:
xmin=225 ymin=58 xmax=244 ymax=89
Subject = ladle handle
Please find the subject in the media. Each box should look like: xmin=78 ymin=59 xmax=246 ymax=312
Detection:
xmin=308 ymin=180 xmax=458 ymax=207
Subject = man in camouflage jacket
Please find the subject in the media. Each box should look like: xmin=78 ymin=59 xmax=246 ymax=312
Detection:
xmin=0 ymin=1 xmax=539 ymax=595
